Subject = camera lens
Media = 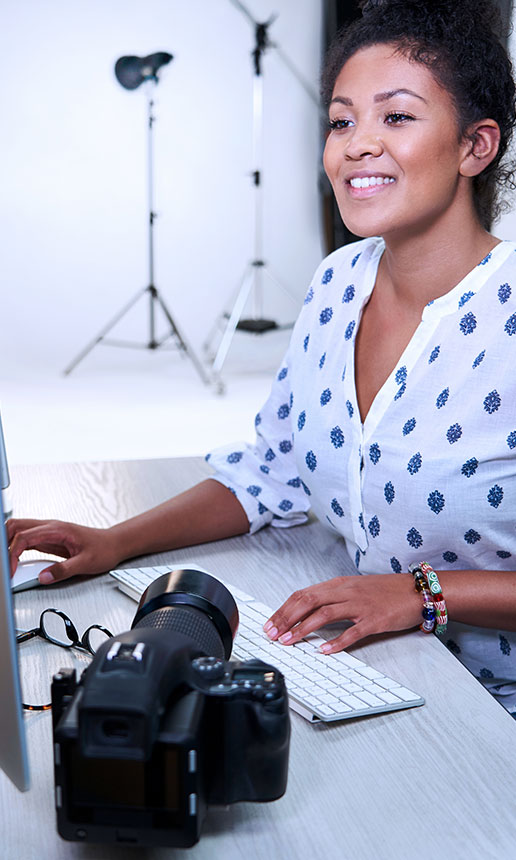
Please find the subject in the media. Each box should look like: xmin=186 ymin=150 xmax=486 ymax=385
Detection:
xmin=131 ymin=570 xmax=239 ymax=660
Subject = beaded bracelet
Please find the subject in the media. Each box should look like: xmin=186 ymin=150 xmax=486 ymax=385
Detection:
xmin=419 ymin=561 xmax=448 ymax=636
xmin=408 ymin=562 xmax=436 ymax=633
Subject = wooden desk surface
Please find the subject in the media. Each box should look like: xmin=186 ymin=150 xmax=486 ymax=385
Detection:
xmin=2 ymin=457 xmax=516 ymax=860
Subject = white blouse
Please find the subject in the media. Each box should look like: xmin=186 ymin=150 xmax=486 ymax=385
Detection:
xmin=208 ymin=237 xmax=516 ymax=711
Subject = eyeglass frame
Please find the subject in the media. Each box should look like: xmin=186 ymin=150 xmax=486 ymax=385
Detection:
xmin=16 ymin=607 xmax=114 ymax=711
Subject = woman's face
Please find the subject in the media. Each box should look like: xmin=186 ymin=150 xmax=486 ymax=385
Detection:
xmin=323 ymin=43 xmax=472 ymax=241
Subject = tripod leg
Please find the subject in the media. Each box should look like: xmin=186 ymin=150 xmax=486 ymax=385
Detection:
xmin=63 ymin=287 xmax=149 ymax=376
xmin=202 ymin=278 xmax=243 ymax=358
xmin=153 ymin=291 xmax=213 ymax=386
xmin=262 ymin=265 xmax=300 ymax=306
xmin=211 ymin=265 xmax=255 ymax=377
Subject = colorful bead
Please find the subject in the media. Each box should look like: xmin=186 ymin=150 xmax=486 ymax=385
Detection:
xmin=408 ymin=562 xmax=436 ymax=633
xmin=419 ymin=561 xmax=448 ymax=636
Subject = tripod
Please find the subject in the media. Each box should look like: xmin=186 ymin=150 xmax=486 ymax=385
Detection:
xmin=64 ymin=80 xmax=210 ymax=385
xmin=204 ymin=4 xmax=314 ymax=382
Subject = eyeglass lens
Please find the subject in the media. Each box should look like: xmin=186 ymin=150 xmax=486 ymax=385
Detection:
xmin=40 ymin=609 xmax=112 ymax=653
xmin=41 ymin=608 xmax=78 ymax=647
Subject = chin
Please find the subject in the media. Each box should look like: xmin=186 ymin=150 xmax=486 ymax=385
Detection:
xmin=339 ymin=220 xmax=382 ymax=240
xmin=347 ymin=227 xmax=378 ymax=239
xmin=336 ymin=206 xmax=387 ymax=240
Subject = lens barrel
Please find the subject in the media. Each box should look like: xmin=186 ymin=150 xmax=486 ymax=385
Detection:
xmin=132 ymin=570 xmax=239 ymax=660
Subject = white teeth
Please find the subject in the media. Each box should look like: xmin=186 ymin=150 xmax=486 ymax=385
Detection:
xmin=349 ymin=176 xmax=395 ymax=188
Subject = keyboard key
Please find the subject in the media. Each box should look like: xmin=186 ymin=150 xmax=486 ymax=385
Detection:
xmin=363 ymin=683 xmax=390 ymax=696
xmin=354 ymin=691 xmax=385 ymax=707
xmin=318 ymin=693 xmax=340 ymax=705
xmin=241 ymin=605 xmax=267 ymax=625
xmin=250 ymin=601 xmax=272 ymax=617
xmin=339 ymin=695 xmax=366 ymax=709
xmin=377 ymin=691 xmax=402 ymax=705
xmin=317 ymin=704 xmax=344 ymax=716
xmin=390 ymin=686 xmax=420 ymax=702
xmin=342 ymin=670 xmax=364 ymax=683
xmin=377 ymin=678 xmax=402 ymax=690
xmin=356 ymin=666 xmax=384 ymax=680
xmin=330 ymin=651 xmax=367 ymax=669
xmin=320 ymin=679 xmax=339 ymax=692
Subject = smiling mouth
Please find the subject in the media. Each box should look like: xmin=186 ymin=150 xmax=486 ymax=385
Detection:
xmin=349 ymin=176 xmax=395 ymax=188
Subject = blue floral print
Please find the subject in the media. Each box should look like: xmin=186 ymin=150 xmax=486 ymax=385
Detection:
xmin=459 ymin=312 xmax=477 ymax=334
xmin=207 ymin=237 xmax=516 ymax=714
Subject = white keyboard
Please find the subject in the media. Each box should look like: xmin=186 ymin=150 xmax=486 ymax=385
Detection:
xmin=110 ymin=565 xmax=425 ymax=723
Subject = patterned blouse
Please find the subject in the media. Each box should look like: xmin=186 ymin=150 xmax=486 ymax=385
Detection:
xmin=208 ymin=237 xmax=516 ymax=711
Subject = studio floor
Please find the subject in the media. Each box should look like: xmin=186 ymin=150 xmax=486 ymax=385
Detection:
xmin=1 ymin=331 xmax=289 ymax=468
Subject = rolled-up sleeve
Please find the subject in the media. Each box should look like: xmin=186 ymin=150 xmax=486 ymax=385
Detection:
xmin=206 ymin=351 xmax=311 ymax=534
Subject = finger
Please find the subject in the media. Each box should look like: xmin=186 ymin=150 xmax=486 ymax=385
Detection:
xmin=276 ymin=603 xmax=351 ymax=645
xmin=6 ymin=518 xmax=48 ymax=543
xmin=8 ymin=526 xmax=73 ymax=576
xmin=264 ymin=589 xmax=326 ymax=638
xmin=318 ymin=622 xmax=372 ymax=654
xmin=38 ymin=556 xmax=89 ymax=585
xmin=264 ymin=582 xmax=345 ymax=639
xmin=9 ymin=524 xmax=74 ymax=559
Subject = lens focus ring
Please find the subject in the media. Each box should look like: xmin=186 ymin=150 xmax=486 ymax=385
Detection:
xmin=134 ymin=606 xmax=225 ymax=659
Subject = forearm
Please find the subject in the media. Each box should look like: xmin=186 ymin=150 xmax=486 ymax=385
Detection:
xmin=107 ymin=479 xmax=250 ymax=564
xmin=437 ymin=570 xmax=516 ymax=631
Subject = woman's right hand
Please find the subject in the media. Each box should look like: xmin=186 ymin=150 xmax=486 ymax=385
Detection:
xmin=6 ymin=518 xmax=122 ymax=584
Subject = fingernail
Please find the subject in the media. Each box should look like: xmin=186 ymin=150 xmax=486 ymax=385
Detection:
xmin=279 ymin=632 xmax=292 ymax=644
xmin=319 ymin=643 xmax=332 ymax=654
xmin=263 ymin=620 xmax=273 ymax=632
xmin=266 ymin=626 xmax=278 ymax=639
xmin=39 ymin=571 xmax=55 ymax=585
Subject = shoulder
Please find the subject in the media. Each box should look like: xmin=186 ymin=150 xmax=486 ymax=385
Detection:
xmin=299 ymin=238 xmax=382 ymax=314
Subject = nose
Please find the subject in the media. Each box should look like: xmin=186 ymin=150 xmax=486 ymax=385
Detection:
xmin=345 ymin=125 xmax=383 ymax=160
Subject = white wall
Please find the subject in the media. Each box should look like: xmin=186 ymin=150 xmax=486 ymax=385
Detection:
xmin=0 ymin=0 xmax=323 ymax=375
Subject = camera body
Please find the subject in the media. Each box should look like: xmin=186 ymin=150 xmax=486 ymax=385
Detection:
xmin=51 ymin=570 xmax=290 ymax=848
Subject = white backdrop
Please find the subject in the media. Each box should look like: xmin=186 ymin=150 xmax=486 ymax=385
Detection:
xmin=0 ymin=0 xmax=323 ymax=376
xmin=2 ymin=0 xmax=515 ymax=383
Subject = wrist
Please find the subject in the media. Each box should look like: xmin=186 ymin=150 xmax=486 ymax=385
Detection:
xmin=105 ymin=523 xmax=136 ymax=568
xmin=408 ymin=562 xmax=448 ymax=635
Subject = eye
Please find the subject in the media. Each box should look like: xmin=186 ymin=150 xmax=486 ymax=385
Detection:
xmin=385 ymin=112 xmax=415 ymax=125
xmin=328 ymin=118 xmax=354 ymax=131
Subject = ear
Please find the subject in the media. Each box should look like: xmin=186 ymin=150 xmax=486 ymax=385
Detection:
xmin=460 ymin=119 xmax=501 ymax=177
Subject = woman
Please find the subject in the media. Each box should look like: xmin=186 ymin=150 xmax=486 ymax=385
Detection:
xmin=8 ymin=0 xmax=516 ymax=713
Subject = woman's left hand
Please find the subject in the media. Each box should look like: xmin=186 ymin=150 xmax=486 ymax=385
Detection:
xmin=263 ymin=574 xmax=422 ymax=653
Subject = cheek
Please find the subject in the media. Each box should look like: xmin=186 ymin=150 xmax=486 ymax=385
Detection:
xmin=397 ymin=131 xmax=460 ymax=176
xmin=323 ymin=139 xmax=339 ymax=183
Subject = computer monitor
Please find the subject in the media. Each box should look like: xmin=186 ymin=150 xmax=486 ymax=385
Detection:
xmin=0 ymin=487 xmax=30 ymax=791
xmin=0 ymin=411 xmax=10 ymax=490
xmin=0 ymin=411 xmax=13 ymax=520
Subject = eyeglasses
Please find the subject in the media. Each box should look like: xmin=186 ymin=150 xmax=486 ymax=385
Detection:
xmin=16 ymin=608 xmax=113 ymax=711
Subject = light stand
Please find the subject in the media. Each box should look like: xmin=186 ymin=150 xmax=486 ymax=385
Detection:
xmin=204 ymin=1 xmax=320 ymax=383
xmin=64 ymin=53 xmax=211 ymax=385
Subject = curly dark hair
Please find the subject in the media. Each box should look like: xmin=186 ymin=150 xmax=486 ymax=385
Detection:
xmin=321 ymin=0 xmax=516 ymax=229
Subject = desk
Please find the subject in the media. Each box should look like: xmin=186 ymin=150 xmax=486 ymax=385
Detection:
xmin=2 ymin=457 xmax=516 ymax=860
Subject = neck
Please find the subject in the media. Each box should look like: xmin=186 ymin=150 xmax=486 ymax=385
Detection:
xmin=378 ymin=210 xmax=499 ymax=313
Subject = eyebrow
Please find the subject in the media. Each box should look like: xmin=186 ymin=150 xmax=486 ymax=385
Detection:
xmin=330 ymin=88 xmax=428 ymax=107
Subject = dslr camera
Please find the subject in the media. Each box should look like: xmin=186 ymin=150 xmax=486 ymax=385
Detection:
xmin=51 ymin=570 xmax=290 ymax=848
